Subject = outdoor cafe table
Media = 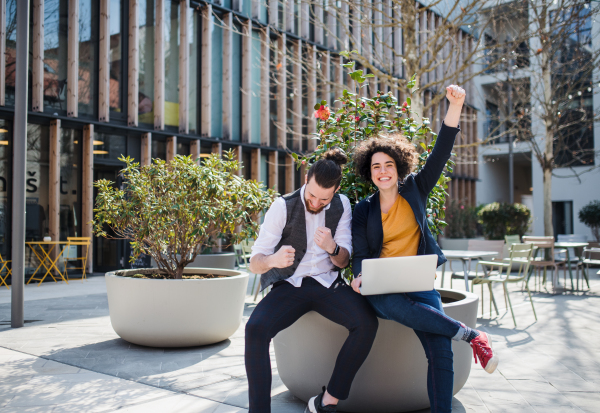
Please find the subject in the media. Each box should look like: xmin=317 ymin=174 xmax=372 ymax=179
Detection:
xmin=26 ymin=241 xmax=70 ymax=286
xmin=440 ymin=250 xmax=499 ymax=291
xmin=554 ymin=241 xmax=589 ymax=291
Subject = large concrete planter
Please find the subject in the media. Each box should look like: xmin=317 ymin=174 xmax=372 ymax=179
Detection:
xmin=151 ymin=252 xmax=237 ymax=270
xmin=105 ymin=268 xmax=248 ymax=347
xmin=438 ymin=237 xmax=484 ymax=251
xmin=273 ymin=289 xmax=478 ymax=413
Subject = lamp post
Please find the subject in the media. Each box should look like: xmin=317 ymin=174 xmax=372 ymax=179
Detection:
xmin=12 ymin=0 xmax=30 ymax=328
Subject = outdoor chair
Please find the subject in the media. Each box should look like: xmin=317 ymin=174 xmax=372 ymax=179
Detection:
xmin=233 ymin=240 xmax=262 ymax=299
xmin=472 ymin=243 xmax=536 ymax=326
xmin=449 ymin=239 xmax=505 ymax=289
xmin=578 ymin=247 xmax=600 ymax=290
xmin=522 ymin=236 xmax=567 ymax=291
xmin=556 ymin=234 xmax=587 ymax=263
xmin=504 ymin=235 xmax=521 ymax=247
xmin=63 ymin=237 xmax=91 ymax=282
xmin=0 ymin=253 xmax=11 ymax=289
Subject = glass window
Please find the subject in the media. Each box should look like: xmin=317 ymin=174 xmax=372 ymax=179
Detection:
xmin=0 ymin=120 xmax=12 ymax=260
xmin=251 ymin=32 xmax=262 ymax=144
xmin=231 ymin=26 xmax=242 ymax=141
xmin=60 ymin=129 xmax=82 ymax=240
xmin=152 ymin=140 xmax=167 ymax=159
xmin=139 ymin=0 xmax=155 ymax=125
xmin=79 ymin=0 xmax=98 ymax=116
xmin=110 ymin=0 xmax=124 ymax=113
xmin=211 ymin=17 xmax=223 ymax=137
xmin=189 ymin=10 xmax=199 ymax=134
xmin=93 ymin=133 xmax=127 ymax=161
xmin=177 ymin=142 xmax=190 ymax=156
xmin=5 ymin=0 xmax=16 ymax=106
xmin=26 ymin=124 xmax=50 ymax=243
xmin=44 ymin=0 xmax=69 ymax=113
xmin=164 ymin=0 xmax=180 ymax=127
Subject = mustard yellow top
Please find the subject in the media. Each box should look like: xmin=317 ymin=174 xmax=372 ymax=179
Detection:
xmin=380 ymin=195 xmax=421 ymax=258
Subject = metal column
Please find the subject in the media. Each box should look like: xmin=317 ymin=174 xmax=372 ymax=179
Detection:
xmin=12 ymin=0 xmax=31 ymax=328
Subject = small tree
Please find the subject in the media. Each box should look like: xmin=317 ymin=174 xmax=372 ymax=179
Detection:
xmin=579 ymin=200 xmax=600 ymax=242
xmin=93 ymin=152 xmax=276 ymax=279
xmin=478 ymin=202 xmax=531 ymax=240
xmin=294 ymin=53 xmax=454 ymax=241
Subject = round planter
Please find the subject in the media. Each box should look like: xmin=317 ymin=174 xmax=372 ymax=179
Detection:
xmin=105 ymin=267 xmax=248 ymax=347
xmin=273 ymin=288 xmax=478 ymax=413
xmin=151 ymin=253 xmax=237 ymax=270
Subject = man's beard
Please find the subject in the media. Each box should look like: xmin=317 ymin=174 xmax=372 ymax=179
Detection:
xmin=304 ymin=195 xmax=326 ymax=215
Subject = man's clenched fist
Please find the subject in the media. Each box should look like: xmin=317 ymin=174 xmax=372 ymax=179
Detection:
xmin=269 ymin=245 xmax=296 ymax=268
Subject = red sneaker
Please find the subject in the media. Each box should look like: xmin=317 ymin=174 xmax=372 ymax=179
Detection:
xmin=470 ymin=332 xmax=499 ymax=373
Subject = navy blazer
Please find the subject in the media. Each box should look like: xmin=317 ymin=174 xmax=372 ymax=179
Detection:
xmin=352 ymin=122 xmax=461 ymax=276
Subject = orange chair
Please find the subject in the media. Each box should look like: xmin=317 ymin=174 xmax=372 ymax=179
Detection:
xmin=63 ymin=237 xmax=91 ymax=281
xmin=0 ymin=253 xmax=11 ymax=289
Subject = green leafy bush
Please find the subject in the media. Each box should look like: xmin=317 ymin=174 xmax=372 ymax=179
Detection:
xmin=295 ymin=52 xmax=453 ymax=238
xmin=443 ymin=200 xmax=478 ymax=239
xmin=579 ymin=200 xmax=600 ymax=242
xmin=477 ymin=202 xmax=531 ymax=240
xmin=93 ymin=152 xmax=276 ymax=279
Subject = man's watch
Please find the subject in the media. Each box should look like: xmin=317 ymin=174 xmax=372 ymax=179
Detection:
xmin=328 ymin=243 xmax=340 ymax=256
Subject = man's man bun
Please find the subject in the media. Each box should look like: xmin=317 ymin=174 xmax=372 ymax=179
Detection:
xmin=321 ymin=148 xmax=348 ymax=167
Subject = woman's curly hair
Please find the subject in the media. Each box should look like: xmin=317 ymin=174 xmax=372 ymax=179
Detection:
xmin=354 ymin=133 xmax=418 ymax=182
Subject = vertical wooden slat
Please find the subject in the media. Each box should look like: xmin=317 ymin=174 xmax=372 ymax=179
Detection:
xmin=383 ymin=0 xmax=391 ymax=73
xmin=251 ymin=148 xmax=261 ymax=181
xmin=128 ymin=0 xmax=139 ymax=126
xmin=201 ymin=5 xmax=212 ymax=137
xmin=363 ymin=1 xmax=371 ymax=62
xmin=352 ymin=0 xmax=361 ymax=54
xmin=222 ymin=13 xmax=233 ymax=140
xmin=190 ymin=139 xmax=200 ymax=163
xmin=374 ymin=0 xmax=382 ymax=63
xmin=241 ymin=20 xmax=252 ymax=143
xmin=293 ymin=40 xmax=302 ymax=152
xmin=212 ymin=143 xmax=223 ymax=252
xmin=260 ymin=27 xmax=270 ymax=146
xmin=141 ymin=133 xmax=152 ymax=166
xmin=99 ymin=0 xmax=110 ymax=122
xmin=314 ymin=0 xmax=323 ymax=45
xmin=340 ymin=0 xmax=349 ymax=50
xmin=154 ymin=0 xmax=165 ymax=130
xmin=301 ymin=0 xmax=309 ymax=38
xmin=179 ymin=0 xmax=189 ymax=133
xmin=333 ymin=55 xmax=343 ymax=109
xmin=82 ymin=124 xmax=94 ymax=273
xmin=49 ymin=120 xmax=61 ymax=243
xmin=268 ymin=151 xmax=278 ymax=191
xmin=393 ymin=5 xmax=402 ymax=77
xmin=277 ymin=34 xmax=287 ymax=148
xmin=285 ymin=154 xmax=295 ymax=193
xmin=323 ymin=51 xmax=330 ymax=103
xmin=166 ymin=136 xmax=177 ymax=162
xmin=67 ymin=0 xmax=79 ymax=117
xmin=327 ymin=0 xmax=336 ymax=49
xmin=269 ymin=0 xmax=278 ymax=28
xmin=31 ymin=0 xmax=43 ymax=111
xmin=286 ymin=0 xmax=294 ymax=33
xmin=232 ymin=145 xmax=242 ymax=175
xmin=0 ymin=0 xmax=5 ymax=106
xmin=307 ymin=44 xmax=317 ymax=152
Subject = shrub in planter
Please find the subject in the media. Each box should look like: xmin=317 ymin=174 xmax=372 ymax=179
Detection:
xmin=478 ymin=202 xmax=531 ymax=240
xmin=93 ymin=152 xmax=276 ymax=278
xmin=443 ymin=200 xmax=478 ymax=239
xmin=579 ymin=200 xmax=600 ymax=242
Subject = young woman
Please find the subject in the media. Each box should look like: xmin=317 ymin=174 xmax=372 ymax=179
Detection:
xmin=351 ymin=85 xmax=498 ymax=413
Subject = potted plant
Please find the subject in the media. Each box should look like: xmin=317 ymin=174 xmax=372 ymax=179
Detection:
xmin=274 ymin=54 xmax=478 ymax=410
xmin=477 ymin=202 xmax=531 ymax=240
xmin=93 ymin=152 xmax=275 ymax=347
xmin=579 ymin=200 xmax=600 ymax=243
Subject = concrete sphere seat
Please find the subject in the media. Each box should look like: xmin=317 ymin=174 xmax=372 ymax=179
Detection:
xmin=105 ymin=268 xmax=248 ymax=347
xmin=273 ymin=288 xmax=478 ymax=413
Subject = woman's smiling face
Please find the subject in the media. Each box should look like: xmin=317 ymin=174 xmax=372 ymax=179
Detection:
xmin=370 ymin=152 xmax=398 ymax=191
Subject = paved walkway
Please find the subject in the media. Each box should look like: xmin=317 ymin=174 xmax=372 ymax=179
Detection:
xmin=1 ymin=269 xmax=600 ymax=412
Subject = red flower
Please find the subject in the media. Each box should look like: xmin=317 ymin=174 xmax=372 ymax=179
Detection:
xmin=375 ymin=100 xmax=380 ymax=105
xmin=402 ymin=108 xmax=407 ymax=112
xmin=443 ymin=207 xmax=446 ymax=210
xmin=460 ymin=205 xmax=465 ymax=210
xmin=402 ymin=102 xmax=408 ymax=107
xmin=301 ymin=160 xmax=306 ymax=165
xmin=313 ymin=105 xmax=331 ymax=121
xmin=336 ymin=117 xmax=341 ymax=122
xmin=355 ymin=116 xmax=360 ymax=122
xmin=320 ymin=129 xmax=325 ymax=134
xmin=361 ymin=102 xmax=365 ymax=108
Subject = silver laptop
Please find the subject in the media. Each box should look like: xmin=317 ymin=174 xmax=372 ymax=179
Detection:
xmin=359 ymin=255 xmax=438 ymax=295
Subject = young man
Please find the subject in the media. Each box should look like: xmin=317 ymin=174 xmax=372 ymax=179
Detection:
xmin=245 ymin=149 xmax=378 ymax=413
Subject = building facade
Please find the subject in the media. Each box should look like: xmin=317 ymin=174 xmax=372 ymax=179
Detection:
xmin=1 ymin=0 xmax=478 ymax=274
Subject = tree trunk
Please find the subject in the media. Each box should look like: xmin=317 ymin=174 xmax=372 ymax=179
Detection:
xmin=541 ymin=28 xmax=554 ymax=238
xmin=175 ymin=265 xmax=184 ymax=280
xmin=543 ymin=165 xmax=553 ymax=237
xmin=400 ymin=1 xmax=422 ymax=123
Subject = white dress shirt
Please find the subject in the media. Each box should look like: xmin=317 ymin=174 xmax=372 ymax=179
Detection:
xmin=250 ymin=185 xmax=352 ymax=288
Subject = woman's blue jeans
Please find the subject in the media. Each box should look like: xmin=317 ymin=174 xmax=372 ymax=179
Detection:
xmin=366 ymin=290 xmax=463 ymax=413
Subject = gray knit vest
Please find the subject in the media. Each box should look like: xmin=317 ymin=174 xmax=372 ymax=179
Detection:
xmin=260 ymin=188 xmax=345 ymax=290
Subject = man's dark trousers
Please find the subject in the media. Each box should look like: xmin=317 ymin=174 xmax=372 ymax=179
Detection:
xmin=245 ymin=277 xmax=378 ymax=413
